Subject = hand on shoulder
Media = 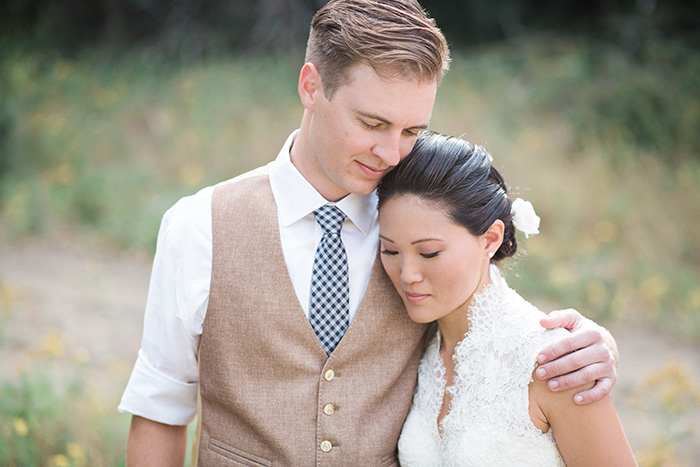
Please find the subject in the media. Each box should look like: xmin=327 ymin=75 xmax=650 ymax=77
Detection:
xmin=537 ymin=308 xmax=619 ymax=404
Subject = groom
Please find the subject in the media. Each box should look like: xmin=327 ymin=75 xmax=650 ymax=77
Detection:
xmin=120 ymin=0 xmax=619 ymax=465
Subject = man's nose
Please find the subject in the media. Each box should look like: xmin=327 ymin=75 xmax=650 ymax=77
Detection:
xmin=372 ymin=132 xmax=402 ymax=167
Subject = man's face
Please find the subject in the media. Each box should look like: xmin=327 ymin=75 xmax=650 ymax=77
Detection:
xmin=297 ymin=64 xmax=438 ymax=201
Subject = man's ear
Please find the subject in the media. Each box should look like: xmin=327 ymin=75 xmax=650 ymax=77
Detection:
xmin=484 ymin=219 xmax=505 ymax=255
xmin=299 ymin=62 xmax=322 ymax=111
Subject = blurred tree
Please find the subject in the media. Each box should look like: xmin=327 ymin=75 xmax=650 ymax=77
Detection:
xmin=421 ymin=0 xmax=700 ymax=50
xmin=0 ymin=0 xmax=326 ymax=59
xmin=0 ymin=0 xmax=698 ymax=57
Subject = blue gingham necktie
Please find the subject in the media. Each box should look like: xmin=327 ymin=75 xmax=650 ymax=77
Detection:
xmin=309 ymin=204 xmax=349 ymax=356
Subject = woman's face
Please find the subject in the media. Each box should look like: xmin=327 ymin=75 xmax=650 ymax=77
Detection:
xmin=379 ymin=194 xmax=493 ymax=325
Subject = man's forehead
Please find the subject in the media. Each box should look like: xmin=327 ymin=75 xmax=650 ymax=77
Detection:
xmin=343 ymin=62 xmax=437 ymax=87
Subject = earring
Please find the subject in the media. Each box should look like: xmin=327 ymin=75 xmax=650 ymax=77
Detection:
xmin=488 ymin=251 xmax=494 ymax=259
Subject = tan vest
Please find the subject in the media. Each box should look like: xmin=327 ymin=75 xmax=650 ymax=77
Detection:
xmin=195 ymin=174 xmax=428 ymax=466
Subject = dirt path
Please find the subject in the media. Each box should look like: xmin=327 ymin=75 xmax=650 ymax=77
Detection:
xmin=0 ymin=239 xmax=148 ymax=403
xmin=1 ymin=239 xmax=699 ymax=464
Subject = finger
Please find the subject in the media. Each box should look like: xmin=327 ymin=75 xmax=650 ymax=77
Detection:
xmin=572 ymin=377 xmax=616 ymax=405
xmin=546 ymin=361 xmax=616 ymax=393
xmin=536 ymin=328 xmax=601 ymax=366
xmin=537 ymin=343 xmax=610 ymax=380
xmin=539 ymin=308 xmax=580 ymax=330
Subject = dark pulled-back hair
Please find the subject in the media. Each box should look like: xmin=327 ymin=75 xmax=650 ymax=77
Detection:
xmin=377 ymin=132 xmax=517 ymax=261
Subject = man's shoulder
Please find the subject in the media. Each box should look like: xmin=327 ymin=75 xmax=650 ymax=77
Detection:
xmin=212 ymin=164 xmax=275 ymax=212
xmin=164 ymin=185 xmax=214 ymax=225
xmin=166 ymin=165 xmax=271 ymax=220
xmin=157 ymin=164 xmax=274 ymax=247
xmin=215 ymin=164 xmax=271 ymax=192
xmin=156 ymin=185 xmax=215 ymax=251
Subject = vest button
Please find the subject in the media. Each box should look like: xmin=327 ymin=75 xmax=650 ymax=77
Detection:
xmin=320 ymin=440 xmax=333 ymax=452
xmin=323 ymin=403 xmax=335 ymax=415
xmin=324 ymin=369 xmax=335 ymax=381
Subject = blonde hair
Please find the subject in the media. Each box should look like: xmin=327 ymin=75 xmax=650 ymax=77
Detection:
xmin=305 ymin=0 xmax=450 ymax=98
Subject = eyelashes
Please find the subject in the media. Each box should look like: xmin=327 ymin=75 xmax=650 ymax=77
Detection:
xmin=360 ymin=120 xmax=419 ymax=137
xmin=380 ymin=249 xmax=440 ymax=259
xmin=361 ymin=120 xmax=381 ymax=130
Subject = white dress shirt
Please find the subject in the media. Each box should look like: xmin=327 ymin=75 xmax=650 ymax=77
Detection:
xmin=118 ymin=131 xmax=381 ymax=425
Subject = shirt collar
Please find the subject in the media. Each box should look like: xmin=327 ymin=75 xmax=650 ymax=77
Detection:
xmin=269 ymin=130 xmax=378 ymax=236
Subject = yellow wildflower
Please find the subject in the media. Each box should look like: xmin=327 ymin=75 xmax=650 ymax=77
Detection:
xmin=549 ymin=265 xmax=573 ymax=287
xmin=594 ymin=219 xmax=617 ymax=243
xmin=12 ymin=417 xmax=28 ymax=437
xmin=42 ymin=330 xmax=65 ymax=358
xmin=586 ymin=281 xmax=607 ymax=306
xmin=179 ymin=162 xmax=205 ymax=186
xmin=641 ymin=275 xmax=667 ymax=306
xmin=49 ymin=454 xmax=69 ymax=467
xmin=72 ymin=347 xmax=91 ymax=365
xmin=67 ymin=442 xmax=86 ymax=462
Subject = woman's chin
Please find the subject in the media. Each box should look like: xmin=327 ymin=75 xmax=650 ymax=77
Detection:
xmin=404 ymin=308 xmax=435 ymax=324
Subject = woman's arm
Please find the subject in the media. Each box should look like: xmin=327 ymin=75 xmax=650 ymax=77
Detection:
xmin=530 ymin=375 xmax=637 ymax=467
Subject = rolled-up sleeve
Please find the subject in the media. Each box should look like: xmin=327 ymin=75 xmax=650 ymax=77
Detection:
xmin=118 ymin=349 xmax=199 ymax=425
xmin=118 ymin=186 xmax=213 ymax=426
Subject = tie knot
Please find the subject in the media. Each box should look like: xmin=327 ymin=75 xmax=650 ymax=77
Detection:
xmin=314 ymin=204 xmax=345 ymax=235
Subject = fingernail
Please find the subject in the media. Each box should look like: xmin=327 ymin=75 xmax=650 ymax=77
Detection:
xmin=536 ymin=368 xmax=546 ymax=378
xmin=549 ymin=380 xmax=559 ymax=390
xmin=537 ymin=354 xmax=546 ymax=363
xmin=575 ymin=395 xmax=584 ymax=404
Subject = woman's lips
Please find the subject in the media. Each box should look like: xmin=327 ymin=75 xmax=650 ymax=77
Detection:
xmin=404 ymin=292 xmax=429 ymax=304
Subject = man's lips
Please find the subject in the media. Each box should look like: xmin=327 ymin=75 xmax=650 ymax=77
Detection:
xmin=356 ymin=161 xmax=387 ymax=179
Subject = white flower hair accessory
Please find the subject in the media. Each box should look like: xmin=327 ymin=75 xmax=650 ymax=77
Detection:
xmin=511 ymin=198 xmax=540 ymax=238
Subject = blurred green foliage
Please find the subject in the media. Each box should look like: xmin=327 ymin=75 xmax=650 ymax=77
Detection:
xmin=1 ymin=36 xmax=698 ymax=342
xmin=438 ymin=36 xmax=700 ymax=165
xmin=0 ymin=356 xmax=128 ymax=466
xmin=538 ymin=40 xmax=700 ymax=165
xmin=0 ymin=51 xmax=300 ymax=248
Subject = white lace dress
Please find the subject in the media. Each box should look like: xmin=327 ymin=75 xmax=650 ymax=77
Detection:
xmin=398 ymin=266 xmax=568 ymax=467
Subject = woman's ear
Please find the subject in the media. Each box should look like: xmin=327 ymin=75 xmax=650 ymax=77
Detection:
xmin=484 ymin=219 xmax=505 ymax=256
xmin=298 ymin=62 xmax=322 ymax=111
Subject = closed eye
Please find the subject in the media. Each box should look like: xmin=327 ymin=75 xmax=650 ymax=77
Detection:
xmin=361 ymin=120 xmax=382 ymax=130
xmin=420 ymin=251 xmax=439 ymax=259
xmin=380 ymin=249 xmax=398 ymax=256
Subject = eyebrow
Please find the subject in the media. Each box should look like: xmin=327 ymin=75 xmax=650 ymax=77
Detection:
xmin=356 ymin=110 xmax=429 ymax=132
xmin=379 ymin=235 xmax=442 ymax=245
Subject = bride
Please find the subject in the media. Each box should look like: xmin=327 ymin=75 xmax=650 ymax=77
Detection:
xmin=377 ymin=132 xmax=637 ymax=466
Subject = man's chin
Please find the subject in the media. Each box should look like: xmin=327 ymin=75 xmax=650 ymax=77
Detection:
xmin=352 ymin=180 xmax=382 ymax=196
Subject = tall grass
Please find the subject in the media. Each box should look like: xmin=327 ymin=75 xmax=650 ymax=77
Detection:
xmin=0 ymin=332 xmax=130 ymax=466
xmin=0 ymin=51 xmax=301 ymax=249
xmin=1 ymin=38 xmax=699 ymax=338
xmin=1 ymin=38 xmax=699 ymax=336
